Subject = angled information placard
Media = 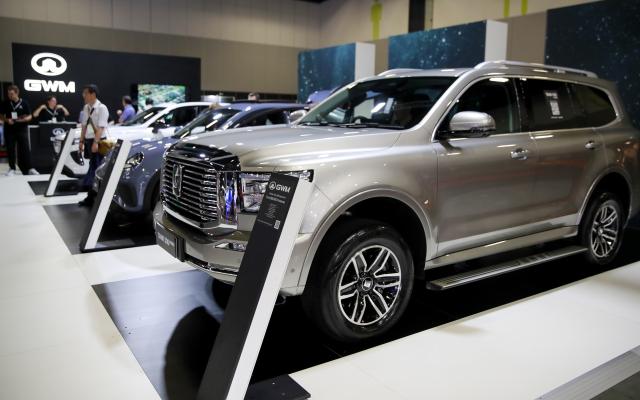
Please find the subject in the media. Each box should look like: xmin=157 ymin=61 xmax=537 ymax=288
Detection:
xmin=197 ymin=173 xmax=313 ymax=400
xmin=79 ymin=139 xmax=131 ymax=252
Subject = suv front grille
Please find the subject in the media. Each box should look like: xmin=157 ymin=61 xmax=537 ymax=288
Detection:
xmin=161 ymin=144 xmax=239 ymax=229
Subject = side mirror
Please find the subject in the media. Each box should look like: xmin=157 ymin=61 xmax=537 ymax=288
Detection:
xmin=446 ymin=111 xmax=495 ymax=138
xmin=191 ymin=126 xmax=206 ymax=134
xmin=152 ymin=119 xmax=167 ymax=133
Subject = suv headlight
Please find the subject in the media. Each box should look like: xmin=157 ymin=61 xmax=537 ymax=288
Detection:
xmin=124 ymin=152 xmax=144 ymax=171
xmin=239 ymin=170 xmax=313 ymax=213
xmin=239 ymin=173 xmax=270 ymax=212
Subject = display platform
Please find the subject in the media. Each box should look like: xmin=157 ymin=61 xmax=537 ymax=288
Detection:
xmin=92 ymin=229 xmax=640 ymax=400
xmin=28 ymin=179 xmax=82 ymax=196
xmin=43 ymin=204 xmax=156 ymax=254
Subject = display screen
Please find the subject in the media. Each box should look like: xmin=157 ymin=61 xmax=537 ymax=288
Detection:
xmin=137 ymin=84 xmax=187 ymax=105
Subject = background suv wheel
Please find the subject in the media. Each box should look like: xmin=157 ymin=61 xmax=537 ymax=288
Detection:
xmin=580 ymin=192 xmax=626 ymax=265
xmin=302 ymin=218 xmax=414 ymax=342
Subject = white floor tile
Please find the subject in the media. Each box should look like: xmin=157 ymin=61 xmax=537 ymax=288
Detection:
xmin=0 ymin=338 xmax=160 ymax=400
xmin=291 ymin=358 xmax=410 ymax=400
xmin=0 ymin=285 xmax=122 ymax=356
xmin=0 ymin=255 xmax=87 ymax=300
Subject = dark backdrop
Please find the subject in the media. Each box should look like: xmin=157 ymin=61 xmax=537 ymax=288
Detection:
xmin=545 ymin=0 xmax=640 ymax=128
xmin=388 ymin=21 xmax=486 ymax=70
xmin=12 ymin=43 xmax=200 ymax=122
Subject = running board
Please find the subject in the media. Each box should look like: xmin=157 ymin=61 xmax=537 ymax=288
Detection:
xmin=426 ymin=245 xmax=588 ymax=291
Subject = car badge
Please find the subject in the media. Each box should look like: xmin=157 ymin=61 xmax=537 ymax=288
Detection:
xmin=172 ymin=164 xmax=183 ymax=197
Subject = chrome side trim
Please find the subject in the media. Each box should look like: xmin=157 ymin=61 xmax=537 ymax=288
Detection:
xmin=427 ymin=245 xmax=588 ymax=290
xmin=425 ymin=226 xmax=578 ymax=269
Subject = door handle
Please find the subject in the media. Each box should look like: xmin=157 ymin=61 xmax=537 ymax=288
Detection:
xmin=585 ymin=140 xmax=600 ymax=150
xmin=511 ymin=148 xmax=530 ymax=160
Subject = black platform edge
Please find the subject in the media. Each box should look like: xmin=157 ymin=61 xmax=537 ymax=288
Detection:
xmin=245 ymin=375 xmax=310 ymax=400
xmin=28 ymin=179 xmax=82 ymax=196
xmin=42 ymin=204 xmax=156 ymax=255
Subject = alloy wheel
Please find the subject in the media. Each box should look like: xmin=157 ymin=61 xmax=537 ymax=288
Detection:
xmin=590 ymin=204 xmax=619 ymax=259
xmin=337 ymin=245 xmax=402 ymax=326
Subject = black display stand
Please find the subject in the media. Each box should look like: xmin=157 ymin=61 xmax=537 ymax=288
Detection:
xmin=30 ymin=121 xmax=76 ymax=173
xmin=29 ymin=179 xmax=80 ymax=196
xmin=195 ymin=174 xmax=313 ymax=400
xmin=79 ymin=139 xmax=132 ymax=252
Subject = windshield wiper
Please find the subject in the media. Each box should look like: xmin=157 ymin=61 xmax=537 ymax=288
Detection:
xmin=298 ymin=121 xmax=341 ymax=127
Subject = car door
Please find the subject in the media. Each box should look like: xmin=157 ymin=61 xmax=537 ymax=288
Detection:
xmin=433 ymin=77 xmax=539 ymax=256
xmin=521 ymin=79 xmax=607 ymax=225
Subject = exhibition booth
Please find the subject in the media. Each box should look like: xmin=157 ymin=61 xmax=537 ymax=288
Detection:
xmin=1 ymin=1 xmax=640 ymax=399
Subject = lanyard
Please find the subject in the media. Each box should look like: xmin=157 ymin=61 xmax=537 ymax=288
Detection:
xmin=45 ymin=107 xmax=56 ymax=116
xmin=11 ymin=100 xmax=22 ymax=111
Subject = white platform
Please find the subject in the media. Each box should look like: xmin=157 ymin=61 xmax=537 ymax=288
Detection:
xmin=0 ymin=171 xmax=639 ymax=399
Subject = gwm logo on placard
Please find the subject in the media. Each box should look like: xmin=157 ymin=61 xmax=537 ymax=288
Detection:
xmin=268 ymin=181 xmax=291 ymax=193
xmin=24 ymin=52 xmax=76 ymax=93
xmin=172 ymin=164 xmax=184 ymax=197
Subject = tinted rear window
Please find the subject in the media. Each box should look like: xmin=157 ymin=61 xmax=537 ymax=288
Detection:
xmin=570 ymin=84 xmax=617 ymax=127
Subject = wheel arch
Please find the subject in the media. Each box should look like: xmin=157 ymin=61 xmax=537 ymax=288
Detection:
xmin=298 ymin=188 xmax=435 ymax=289
xmin=579 ymin=169 xmax=632 ymax=226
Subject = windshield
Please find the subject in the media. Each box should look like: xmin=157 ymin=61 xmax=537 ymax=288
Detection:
xmin=299 ymin=77 xmax=454 ymax=130
xmin=172 ymin=108 xmax=241 ymax=139
xmin=122 ymin=106 xmax=164 ymax=126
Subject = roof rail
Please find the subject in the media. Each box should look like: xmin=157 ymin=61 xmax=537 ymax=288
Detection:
xmin=378 ymin=68 xmax=424 ymax=76
xmin=474 ymin=60 xmax=598 ymax=78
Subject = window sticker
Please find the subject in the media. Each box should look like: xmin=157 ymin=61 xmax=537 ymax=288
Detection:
xmin=544 ymin=90 xmax=563 ymax=119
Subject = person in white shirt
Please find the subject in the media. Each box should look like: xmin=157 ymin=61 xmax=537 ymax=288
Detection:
xmin=78 ymin=84 xmax=109 ymax=207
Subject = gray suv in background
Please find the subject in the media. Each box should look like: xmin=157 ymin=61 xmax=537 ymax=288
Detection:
xmin=154 ymin=61 xmax=640 ymax=342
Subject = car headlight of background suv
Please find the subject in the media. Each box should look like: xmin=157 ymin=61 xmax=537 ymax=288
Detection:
xmin=124 ymin=152 xmax=144 ymax=171
xmin=238 ymin=170 xmax=313 ymax=213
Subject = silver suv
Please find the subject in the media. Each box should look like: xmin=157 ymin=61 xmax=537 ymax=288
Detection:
xmin=154 ymin=61 xmax=640 ymax=342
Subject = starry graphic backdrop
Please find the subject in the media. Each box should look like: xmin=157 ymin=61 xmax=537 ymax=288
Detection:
xmin=298 ymin=44 xmax=355 ymax=103
xmin=388 ymin=22 xmax=486 ymax=69
xmin=546 ymin=0 xmax=640 ymax=128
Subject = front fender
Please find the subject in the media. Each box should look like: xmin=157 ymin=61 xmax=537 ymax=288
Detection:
xmin=296 ymin=187 xmax=435 ymax=289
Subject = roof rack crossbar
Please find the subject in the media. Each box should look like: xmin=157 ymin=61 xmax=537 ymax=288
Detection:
xmin=474 ymin=60 xmax=598 ymax=78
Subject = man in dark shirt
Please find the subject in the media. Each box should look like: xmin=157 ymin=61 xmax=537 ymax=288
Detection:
xmin=0 ymin=85 xmax=38 ymax=176
xmin=32 ymin=95 xmax=70 ymax=124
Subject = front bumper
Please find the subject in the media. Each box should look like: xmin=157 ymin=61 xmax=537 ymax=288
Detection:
xmin=95 ymin=167 xmax=155 ymax=215
xmin=153 ymin=202 xmax=310 ymax=296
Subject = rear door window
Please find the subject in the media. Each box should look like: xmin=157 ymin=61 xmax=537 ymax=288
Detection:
xmin=570 ymin=84 xmax=617 ymax=127
xmin=523 ymin=79 xmax=582 ymax=131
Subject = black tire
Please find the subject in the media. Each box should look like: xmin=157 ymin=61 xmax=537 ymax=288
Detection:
xmin=302 ymin=218 xmax=414 ymax=342
xmin=579 ymin=192 xmax=626 ymax=265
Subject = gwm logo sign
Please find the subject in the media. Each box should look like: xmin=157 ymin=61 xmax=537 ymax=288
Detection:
xmin=268 ymin=181 xmax=291 ymax=193
xmin=24 ymin=52 xmax=76 ymax=93
xmin=31 ymin=53 xmax=67 ymax=76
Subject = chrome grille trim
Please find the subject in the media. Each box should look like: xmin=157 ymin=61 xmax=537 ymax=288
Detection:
xmin=162 ymin=153 xmax=220 ymax=227
xmin=161 ymin=144 xmax=240 ymax=229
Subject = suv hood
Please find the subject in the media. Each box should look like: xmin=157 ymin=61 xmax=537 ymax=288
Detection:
xmin=181 ymin=124 xmax=401 ymax=168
